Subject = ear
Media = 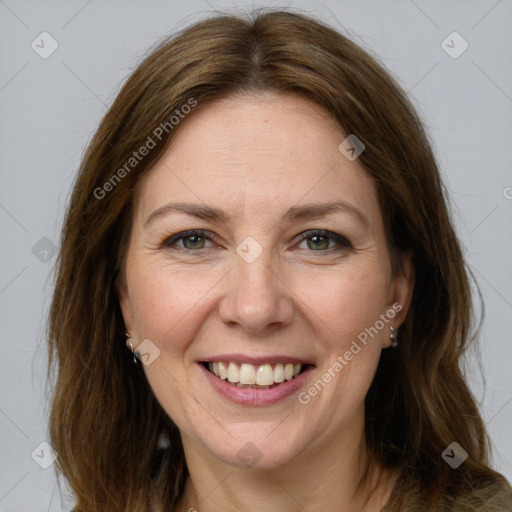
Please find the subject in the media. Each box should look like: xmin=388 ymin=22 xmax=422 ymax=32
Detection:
xmin=117 ymin=273 xmax=135 ymax=349
xmin=387 ymin=249 xmax=415 ymax=331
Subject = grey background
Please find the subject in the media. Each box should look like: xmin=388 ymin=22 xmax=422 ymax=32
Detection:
xmin=1 ymin=0 xmax=511 ymax=510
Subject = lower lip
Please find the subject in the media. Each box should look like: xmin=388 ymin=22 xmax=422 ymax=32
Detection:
xmin=198 ymin=363 xmax=315 ymax=406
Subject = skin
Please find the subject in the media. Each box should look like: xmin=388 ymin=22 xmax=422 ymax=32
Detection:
xmin=119 ymin=91 xmax=414 ymax=512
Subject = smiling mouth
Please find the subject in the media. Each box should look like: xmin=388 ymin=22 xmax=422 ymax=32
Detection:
xmin=201 ymin=361 xmax=313 ymax=389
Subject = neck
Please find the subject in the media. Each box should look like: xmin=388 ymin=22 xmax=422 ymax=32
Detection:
xmin=174 ymin=424 xmax=396 ymax=512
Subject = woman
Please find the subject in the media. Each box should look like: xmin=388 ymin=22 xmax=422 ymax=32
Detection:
xmin=47 ymin=9 xmax=512 ymax=511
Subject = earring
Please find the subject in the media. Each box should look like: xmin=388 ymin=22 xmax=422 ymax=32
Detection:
xmin=389 ymin=325 xmax=398 ymax=348
xmin=126 ymin=333 xmax=138 ymax=364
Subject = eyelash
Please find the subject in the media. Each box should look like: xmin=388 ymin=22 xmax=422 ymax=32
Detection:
xmin=160 ymin=229 xmax=353 ymax=255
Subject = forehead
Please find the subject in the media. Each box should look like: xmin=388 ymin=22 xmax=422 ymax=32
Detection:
xmin=134 ymin=92 xmax=381 ymax=228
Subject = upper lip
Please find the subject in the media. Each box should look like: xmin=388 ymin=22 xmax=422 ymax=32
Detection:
xmin=198 ymin=354 xmax=315 ymax=366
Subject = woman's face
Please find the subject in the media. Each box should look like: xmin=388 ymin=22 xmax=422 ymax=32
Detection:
xmin=119 ymin=91 xmax=413 ymax=469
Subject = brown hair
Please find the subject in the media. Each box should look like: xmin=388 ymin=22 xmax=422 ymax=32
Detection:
xmin=47 ymin=8 xmax=512 ymax=511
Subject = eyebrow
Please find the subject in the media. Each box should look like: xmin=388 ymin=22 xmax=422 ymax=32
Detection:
xmin=143 ymin=200 xmax=369 ymax=229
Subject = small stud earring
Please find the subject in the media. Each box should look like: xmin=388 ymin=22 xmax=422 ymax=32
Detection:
xmin=390 ymin=325 xmax=398 ymax=348
xmin=126 ymin=333 xmax=138 ymax=364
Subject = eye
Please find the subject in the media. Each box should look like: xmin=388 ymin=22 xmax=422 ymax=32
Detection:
xmin=295 ymin=229 xmax=353 ymax=252
xmin=161 ymin=229 xmax=216 ymax=252
xmin=160 ymin=229 xmax=352 ymax=255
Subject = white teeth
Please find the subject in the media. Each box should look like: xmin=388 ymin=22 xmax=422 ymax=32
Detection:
xmin=227 ymin=362 xmax=239 ymax=382
xmin=239 ymin=363 xmax=256 ymax=385
xmin=207 ymin=361 xmax=305 ymax=385
xmin=218 ymin=362 xmax=227 ymax=380
xmin=274 ymin=363 xmax=285 ymax=383
xmin=256 ymin=364 xmax=274 ymax=386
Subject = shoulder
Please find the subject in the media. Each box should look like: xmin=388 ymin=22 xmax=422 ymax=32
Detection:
xmin=447 ymin=477 xmax=512 ymax=511
xmin=385 ymin=472 xmax=512 ymax=511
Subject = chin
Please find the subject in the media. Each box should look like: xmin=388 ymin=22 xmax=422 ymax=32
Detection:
xmin=197 ymin=425 xmax=307 ymax=470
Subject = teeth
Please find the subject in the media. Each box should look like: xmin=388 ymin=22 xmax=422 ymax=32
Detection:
xmin=239 ymin=363 xmax=256 ymax=384
xmin=256 ymin=364 xmax=274 ymax=385
xmin=227 ymin=362 xmax=239 ymax=383
xmin=274 ymin=363 xmax=285 ymax=383
xmin=207 ymin=361 xmax=305 ymax=385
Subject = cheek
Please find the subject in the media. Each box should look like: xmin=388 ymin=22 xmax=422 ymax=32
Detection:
xmin=298 ymin=267 xmax=390 ymax=423
xmin=128 ymin=253 xmax=390 ymax=348
xmin=297 ymin=263 xmax=390 ymax=340
xmin=125 ymin=262 xmax=221 ymax=421
xmin=126 ymin=260 xmax=224 ymax=350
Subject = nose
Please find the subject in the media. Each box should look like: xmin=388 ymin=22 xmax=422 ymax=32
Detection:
xmin=218 ymin=251 xmax=295 ymax=333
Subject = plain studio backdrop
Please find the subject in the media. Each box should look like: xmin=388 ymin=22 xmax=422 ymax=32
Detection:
xmin=0 ymin=1 xmax=511 ymax=510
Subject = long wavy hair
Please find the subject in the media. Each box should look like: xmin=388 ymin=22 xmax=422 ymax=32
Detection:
xmin=47 ymin=8 xmax=512 ymax=511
